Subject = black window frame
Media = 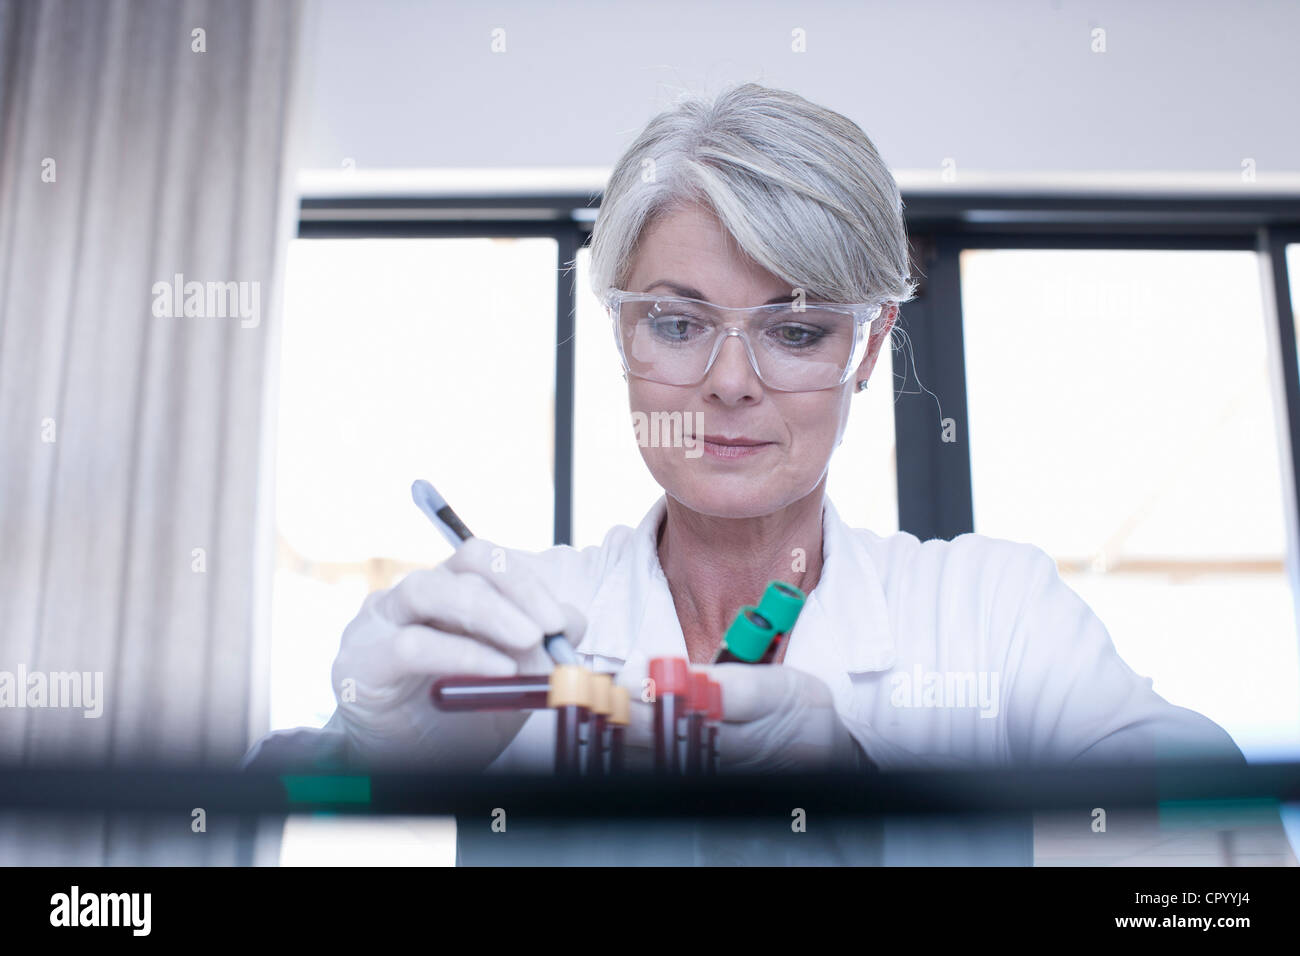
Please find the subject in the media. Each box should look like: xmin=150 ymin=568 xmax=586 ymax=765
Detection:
xmin=298 ymin=191 xmax=1300 ymax=548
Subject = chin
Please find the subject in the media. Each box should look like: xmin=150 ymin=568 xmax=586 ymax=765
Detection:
xmin=644 ymin=450 xmax=826 ymax=519
xmin=668 ymin=490 xmax=770 ymax=520
xmin=663 ymin=478 xmax=794 ymax=520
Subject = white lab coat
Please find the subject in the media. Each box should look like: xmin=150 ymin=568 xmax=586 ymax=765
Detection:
xmin=247 ymin=493 xmax=1243 ymax=864
xmin=486 ymin=493 xmax=1242 ymax=773
xmin=455 ymin=493 xmax=1242 ymax=865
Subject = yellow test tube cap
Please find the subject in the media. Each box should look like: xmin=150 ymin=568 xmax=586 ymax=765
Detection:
xmin=608 ymin=685 xmax=630 ymax=726
xmin=547 ymin=665 xmax=592 ymax=709
xmin=587 ymin=672 xmax=613 ymax=715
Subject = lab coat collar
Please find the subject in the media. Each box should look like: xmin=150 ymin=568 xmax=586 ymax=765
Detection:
xmin=802 ymin=495 xmax=898 ymax=673
xmin=575 ymin=494 xmax=897 ymax=675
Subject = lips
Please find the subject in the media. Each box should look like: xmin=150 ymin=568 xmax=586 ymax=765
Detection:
xmin=700 ymin=434 xmax=770 ymax=446
xmin=697 ymin=434 xmax=773 ymax=461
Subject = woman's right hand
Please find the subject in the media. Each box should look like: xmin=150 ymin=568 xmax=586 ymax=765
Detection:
xmin=329 ymin=537 xmax=586 ymax=770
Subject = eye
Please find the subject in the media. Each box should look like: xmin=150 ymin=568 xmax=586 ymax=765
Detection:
xmin=646 ymin=304 xmax=710 ymax=342
xmin=769 ymin=323 xmax=826 ymax=348
xmin=650 ymin=315 xmax=703 ymax=341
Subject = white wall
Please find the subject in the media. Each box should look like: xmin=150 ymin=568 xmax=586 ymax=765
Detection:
xmin=296 ymin=0 xmax=1300 ymax=178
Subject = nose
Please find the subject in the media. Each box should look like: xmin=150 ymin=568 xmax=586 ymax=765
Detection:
xmin=702 ymin=330 xmax=763 ymax=402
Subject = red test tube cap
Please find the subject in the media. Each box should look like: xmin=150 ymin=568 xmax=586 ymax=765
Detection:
xmin=687 ymin=671 xmax=711 ymax=712
xmin=648 ymin=657 xmax=690 ymax=696
xmin=706 ymin=681 xmax=723 ymax=721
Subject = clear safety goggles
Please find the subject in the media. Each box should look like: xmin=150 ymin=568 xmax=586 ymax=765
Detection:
xmin=603 ymin=289 xmax=886 ymax=392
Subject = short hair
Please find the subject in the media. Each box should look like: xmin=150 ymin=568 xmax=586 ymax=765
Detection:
xmin=587 ymin=82 xmax=918 ymax=308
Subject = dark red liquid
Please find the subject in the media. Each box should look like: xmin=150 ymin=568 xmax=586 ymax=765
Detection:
xmin=685 ymin=712 xmax=705 ymax=775
xmin=586 ymin=714 xmax=607 ymax=776
xmin=609 ymin=726 xmax=626 ymax=775
xmin=430 ymin=675 xmax=550 ymax=711
xmin=554 ymin=705 xmax=586 ymax=776
xmin=653 ymin=693 xmax=685 ymax=774
xmin=713 ymin=631 xmax=788 ymax=665
xmin=760 ymin=631 xmax=788 ymax=664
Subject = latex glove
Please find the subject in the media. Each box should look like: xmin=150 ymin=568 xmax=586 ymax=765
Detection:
xmin=329 ymin=537 xmax=586 ymax=771
xmin=708 ymin=664 xmax=866 ymax=773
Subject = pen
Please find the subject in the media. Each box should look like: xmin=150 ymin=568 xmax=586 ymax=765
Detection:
xmin=410 ymin=478 xmax=579 ymax=666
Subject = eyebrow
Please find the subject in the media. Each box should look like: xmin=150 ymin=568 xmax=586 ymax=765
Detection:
xmin=640 ymin=280 xmax=794 ymax=306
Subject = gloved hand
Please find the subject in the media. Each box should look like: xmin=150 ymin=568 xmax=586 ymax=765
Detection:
xmin=707 ymin=664 xmax=866 ymax=773
xmin=329 ymin=537 xmax=586 ymax=771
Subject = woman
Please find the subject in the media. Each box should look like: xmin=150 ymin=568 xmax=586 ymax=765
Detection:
xmin=245 ymin=83 xmax=1242 ymax=861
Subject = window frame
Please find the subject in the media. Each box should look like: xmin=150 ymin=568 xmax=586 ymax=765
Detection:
xmin=297 ymin=192 xmax=1300 ymax=557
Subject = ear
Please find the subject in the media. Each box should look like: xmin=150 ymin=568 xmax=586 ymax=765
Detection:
xmin=853 ymin=302 xmax=898 ymax=386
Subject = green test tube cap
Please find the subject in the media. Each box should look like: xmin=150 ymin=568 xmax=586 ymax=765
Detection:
xmin=756 ymin=580 xmax=806 ymax=634
xmin=722 ymin=606 xmax=776 ymax=662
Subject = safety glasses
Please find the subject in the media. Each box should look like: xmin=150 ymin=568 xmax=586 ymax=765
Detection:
xmin=603 ymin=288 xmax=886 ymax=392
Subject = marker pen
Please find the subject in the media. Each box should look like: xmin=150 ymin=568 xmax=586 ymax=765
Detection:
xmin=411 ymin=479 xmax=578 ymax=666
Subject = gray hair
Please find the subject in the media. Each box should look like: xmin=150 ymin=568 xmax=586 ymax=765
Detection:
xmin=587 ymin=82 xmax=917 ymax=308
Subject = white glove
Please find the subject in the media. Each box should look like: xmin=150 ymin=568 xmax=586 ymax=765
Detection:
xmin=707 ymin=664 xmax=866 ymax=773
xmin=328 ymin=537 xmax=586 ymax=771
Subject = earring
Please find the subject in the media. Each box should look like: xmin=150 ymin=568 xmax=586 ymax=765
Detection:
xmin=856 ymin=380 xmax=869 ymax=392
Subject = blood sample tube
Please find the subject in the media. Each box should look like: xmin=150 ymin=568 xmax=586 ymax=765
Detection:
xmin=705 ymin=680 xmax=722 ymax=775
xmin=712 ymin=606 xmax=777 ymax=664
xmin=684 ymin=671 xmax=711 ymax=775
xmin=648 ymin=656 xmax=689 ymax=775
xmin=608 ymin=685 xmax=630 ymax=775
xmin=548 ymin=665 xmax=591 ymax=777
xmin=710 ymin=581 xmax=808 ymax=665
xmin=586 ymin=672 xmax=613 ymax=777
xmin=430 ymin=674 xmax=551 ymax=711
xmin=754 ymin=580 xmax=806 ymax=664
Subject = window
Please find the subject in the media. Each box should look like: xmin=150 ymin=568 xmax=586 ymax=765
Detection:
xmin=267 ymin=201 xmax=1300 ymax=865
xmin=961 ymin=249 xmax=1300 ymax=761
xmin=271 ymin=236 xmax=558 ymax=731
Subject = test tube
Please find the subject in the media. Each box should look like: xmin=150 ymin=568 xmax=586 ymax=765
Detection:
xmin=710 ymin=581 xmax=807 ymax=665
xmin=430 ymin=675 xmax=551 ymax=711
xmin=586 ymin=673 xmax=613 ymax=777
xmin=754 ymin=581 xmax=806 ymax=663
xmin=548 ymin=665 xmax=591 ymax=777
xmin=712 ymin=606 xmax=777 ymax=664
xmin=684 ymin=671 xmax=711 ymax=775
xmin=705 ymin=680 xmax=723 ymax=775
xmin=608 ymin=685 xmax=630 ymax=775
xmin=648 ymin=656 xmax=689 ymax=775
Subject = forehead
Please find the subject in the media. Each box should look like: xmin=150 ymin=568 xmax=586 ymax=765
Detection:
xmin=627 ymin=202 xmax=789 ymax=305
xmin=639 ymin=280 xmax=797 ymax=307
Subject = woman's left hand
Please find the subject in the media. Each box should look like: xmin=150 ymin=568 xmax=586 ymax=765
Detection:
xmin=708 ymin=664 xmax=867 ymax=772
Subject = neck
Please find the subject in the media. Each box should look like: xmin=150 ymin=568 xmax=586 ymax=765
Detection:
xmin=656 ymin=480 xmax=827 ymax=664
